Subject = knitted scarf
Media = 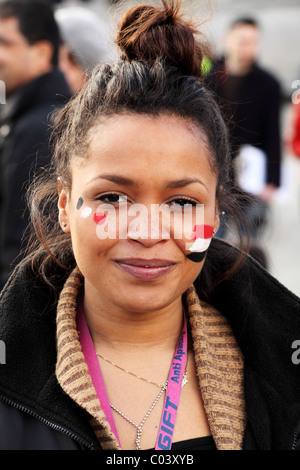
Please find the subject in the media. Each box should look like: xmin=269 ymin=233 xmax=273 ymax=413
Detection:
xmin=56 ymin=267 xmax=246 ymax=450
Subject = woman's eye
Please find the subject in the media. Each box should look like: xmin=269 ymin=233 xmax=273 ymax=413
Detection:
xmin=169 ymin=198 xmax=198 ymax=207
xmin=97 ymin=193 xmax=128 ymax=205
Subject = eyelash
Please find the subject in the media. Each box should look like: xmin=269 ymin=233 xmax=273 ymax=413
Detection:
xmin=96 ymin=193 xmax=128 ymax=205
xmin=170 ymin=198 xmax=198 ymax=207
xmin=96 ymin=193 xmax=199 ymax=207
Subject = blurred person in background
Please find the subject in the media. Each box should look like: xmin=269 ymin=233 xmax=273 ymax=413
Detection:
xmin=0 ymin=0 xmax=71 ymax=290
xmin=55 ymin=7 xmax=112 ymax=94
xmin=206 ymin=18 xmax=282 ymax=264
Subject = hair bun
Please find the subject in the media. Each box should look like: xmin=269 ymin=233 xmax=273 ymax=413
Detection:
xmin=116 ymin=0 xmax=209 ymax=77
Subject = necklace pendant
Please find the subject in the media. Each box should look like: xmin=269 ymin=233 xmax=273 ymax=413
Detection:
xmin=182 ymin=372 xmax=188 ymax=388
xmin=136 ymin=427 xmax=142 ymax=450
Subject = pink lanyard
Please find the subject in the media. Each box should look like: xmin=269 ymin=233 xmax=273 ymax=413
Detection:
xmin=77 ymin=300 xmax=187 ymax=450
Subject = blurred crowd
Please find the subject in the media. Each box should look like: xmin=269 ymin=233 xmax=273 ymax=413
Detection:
xmin=0 ymin=0 xmax=115 ymax=290
xmin=0 ymin=0 xmax=299 ymax=290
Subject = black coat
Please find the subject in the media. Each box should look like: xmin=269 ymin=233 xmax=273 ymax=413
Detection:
xmin=0 ymin=239 xmax=299 ymax=450
xmin=206 ymin=59 xmax=282 ymax=187
xmin=0 ymin=70 xmax=71 ymax=289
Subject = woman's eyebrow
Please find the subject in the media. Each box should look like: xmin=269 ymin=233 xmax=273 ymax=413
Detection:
xmin=87 ymin=174 xmax=136 ymax=186
xmin=87 ymin=175 xmax=208 ymax=191
xmin=164 ymin=178 xmax=208 ymax=191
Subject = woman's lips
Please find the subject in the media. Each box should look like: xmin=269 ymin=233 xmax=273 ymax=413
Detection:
xmin=114 ymin=258 xmax=176 ymax=281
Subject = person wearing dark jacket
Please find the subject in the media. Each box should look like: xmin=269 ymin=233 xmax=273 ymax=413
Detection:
xmin=0 ymin=1 xmax=299 ymax=451
xmin=206 ymin=18 xmax=282 ymax=241
xmin=208 ymin=58 xmax=282 ymax=188
xmin=0 ymin=0 xmax=71 ymax=289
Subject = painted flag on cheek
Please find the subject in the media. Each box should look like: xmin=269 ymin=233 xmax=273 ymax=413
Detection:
xmin=94 ymin=212 xmax=107 ymax=225
xmin=186 ymin=224 xmax=214 ymax=263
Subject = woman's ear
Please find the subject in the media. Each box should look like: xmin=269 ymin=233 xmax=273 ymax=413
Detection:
xmin=29 ymin=40 xmax=54 ymax=76
xmin=57 ymin=178 xmax=70 ymax=233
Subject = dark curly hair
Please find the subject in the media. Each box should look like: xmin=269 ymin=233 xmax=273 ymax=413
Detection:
xmin=26 ymin=0 xmax=248 ymax=299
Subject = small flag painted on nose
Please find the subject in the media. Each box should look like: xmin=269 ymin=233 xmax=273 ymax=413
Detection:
xmin=186 ymin=224 xmax=214 ymax=263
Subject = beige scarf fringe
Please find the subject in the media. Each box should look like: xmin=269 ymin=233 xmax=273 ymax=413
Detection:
xmin=56 ymin=267 xmax=246 ymax=450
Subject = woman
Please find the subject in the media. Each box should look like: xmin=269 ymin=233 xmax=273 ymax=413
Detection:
xmin=0 ymin=1 xmax=299 ymax=451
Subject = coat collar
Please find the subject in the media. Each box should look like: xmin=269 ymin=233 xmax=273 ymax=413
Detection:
xmin=0 ymin=238 xmax=299 ymax=449
xmin=55 ymin=266 xmax=246 ymax=450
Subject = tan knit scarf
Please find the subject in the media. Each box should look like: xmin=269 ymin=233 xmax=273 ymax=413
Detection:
xmin=56 ymin=267 xmax=246 ymax=450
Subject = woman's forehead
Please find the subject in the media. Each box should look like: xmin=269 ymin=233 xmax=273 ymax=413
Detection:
xmin=72 ymin=113 xmax=215 ymax=183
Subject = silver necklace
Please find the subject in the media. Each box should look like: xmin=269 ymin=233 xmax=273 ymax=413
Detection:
xmin=96 ymin=352 xmax=169 ymax=388
xmin=96 ymin=352 xmax=188 ymax=388
xmin=96 ymin=353 xmax=168 ymax=448
xmin=110 ymin=383 xmax=167 ymax=450
xmin=96 ymin=353 xmax=188 ymax=449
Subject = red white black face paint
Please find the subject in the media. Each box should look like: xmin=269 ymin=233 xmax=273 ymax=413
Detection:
xmin=76 ymin=197 xmax=93 ymax=219
xmin=186 ymin=224 xmax=214 ymax=263
xmin=94 ymin=212 xmax=107 ymax=225
xmin=81 ymin=207 xmax=92 ymax=219
xmin=76 ymin=197 xmax=84 ymax=210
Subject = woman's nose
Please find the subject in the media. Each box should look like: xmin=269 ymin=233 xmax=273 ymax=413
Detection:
xmin=127 ymin=203 xmax=171 ymax=246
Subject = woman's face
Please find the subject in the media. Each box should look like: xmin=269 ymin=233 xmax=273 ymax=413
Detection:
xmin=58 ymin=114 xmax=219 ymax=314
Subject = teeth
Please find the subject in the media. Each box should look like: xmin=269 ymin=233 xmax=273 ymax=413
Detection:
xmin=136 ymin=265 xmax=160 ymax=268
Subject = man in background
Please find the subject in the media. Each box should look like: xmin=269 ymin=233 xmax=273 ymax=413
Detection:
xmin=55 ymin=6 xmax=112 ymax=94
xmin=207 ymin=18 xmax=282 ymax=248
xmin=0 ymin=0 xmax=70 ymax=289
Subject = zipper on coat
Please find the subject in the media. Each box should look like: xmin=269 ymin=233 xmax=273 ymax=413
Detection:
xmin=292 ymin=430 xmax=299 ymax=450
xmin=0 ymin=394 xmax=97 ymax=450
